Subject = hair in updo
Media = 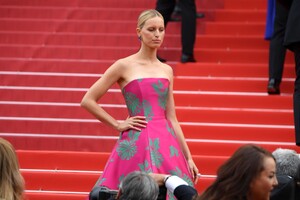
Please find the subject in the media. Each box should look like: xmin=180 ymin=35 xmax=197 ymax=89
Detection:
xmin=137 ymin=9 xmax=164 ymax=29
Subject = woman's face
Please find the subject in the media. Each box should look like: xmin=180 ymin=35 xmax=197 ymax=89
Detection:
xmin=138 ymin=16 xmax=165 ymax=48
xmin=249 ymin=157 xmax=278 ymax=200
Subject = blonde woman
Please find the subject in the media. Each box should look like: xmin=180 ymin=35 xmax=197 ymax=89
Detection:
xmin=81 ymin=9 xmax=198 ymax=199
xmin=0 ymin=138 xmax=24 ymax=200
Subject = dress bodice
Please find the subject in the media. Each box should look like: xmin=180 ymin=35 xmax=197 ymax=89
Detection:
xmin=121 ymin=78 xmax=169 ymax=120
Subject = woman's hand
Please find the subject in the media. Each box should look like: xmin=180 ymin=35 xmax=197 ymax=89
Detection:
xmin=187 ymin=159 xmax=199 ymax=184
xmin=116 ymin=116 xmax=147 ymax=132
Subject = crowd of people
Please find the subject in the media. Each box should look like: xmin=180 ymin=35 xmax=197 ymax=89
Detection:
xmin=89 ymin=144 xmax=300 ymax=200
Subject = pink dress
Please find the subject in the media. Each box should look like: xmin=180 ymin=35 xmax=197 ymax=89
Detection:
xmin=94 ymin=78 xmax=193 ymax=198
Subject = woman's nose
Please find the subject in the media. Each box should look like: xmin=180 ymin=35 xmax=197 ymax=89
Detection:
xmin=273 ymin=176 xmax=278 ymax=186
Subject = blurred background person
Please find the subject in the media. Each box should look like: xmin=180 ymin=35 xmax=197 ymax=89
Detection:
xmin=0 ymin=138 xmax=25 ymax=200
xmin=156 ymin=0 xmax=197 ymax=63
xmin=267 ymin=0 xmax=288 ymax=95
xmin=196 ymin=144 xmax=278 ymax=200
xmin=276 ymin=0 xmax=300 ymax=146
xmin=271 ymin=148 xmax=300 ymax=200
xmin=169 ymin=1 xmax=205 ymax=22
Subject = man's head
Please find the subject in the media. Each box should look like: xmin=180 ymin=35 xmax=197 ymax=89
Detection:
xmin=272 ymin=148 xmax=300 ymax=178
xmin=119 ymin=171 xmax=159 ymax=200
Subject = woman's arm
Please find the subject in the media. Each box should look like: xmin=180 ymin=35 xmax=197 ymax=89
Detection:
xmin=81 ymin=60 xmax=147 ymax=132
xmin=165 ymin=67 xmax=199 ymax=183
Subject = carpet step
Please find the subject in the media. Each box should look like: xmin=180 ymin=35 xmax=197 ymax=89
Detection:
xmin=0 ymin=45 xmax=295 ymax=64
xmin=0 ymin=58 xmax=114 ymax=73
xmin=224 ymin=0 xmax=266 ymax=9
xmin=22 ymin=170 xmax=98 ymax=192
xmin=174 ymin=63 xmax=295 ymax=78
xmin=0 ymin=89 xmax=293 ymax=109
xmin=1 ymin=0 xmax=155 ymax=8
xmin=1 ymin=73 xmax=294 ymax=92
xmin=3 ymin=135 xmax=297 ymax=155
xmin=25 ymin=192 xmax=86 ymax=200
xmin=22 ymin=171 xmax=212 ymax=196
xmin=17 ymin=150 xmax=228 ymax=175
xmin=0 ymin=104 xmax=293 ymax=125
xmin=0 ymin=59 xmax=295 ymax=78
xmin=213 ymin=9 xmax=266 ymax=22
xmin=0 ymin=7 xmax=267 ymax=22
xmin=0 ymin=121 xmax=294 ymax=142
xmin=0 ymin=18 xmax=266 ymax=36
xmin=0 ymin=32 xmax=272 ymax=50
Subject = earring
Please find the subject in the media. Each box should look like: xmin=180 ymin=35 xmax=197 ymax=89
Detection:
xmin=138 ymin=36 xmax=142 ymax=41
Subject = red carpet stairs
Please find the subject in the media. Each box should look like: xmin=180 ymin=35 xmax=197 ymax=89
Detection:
xmin=0 ymin=0 xmax=299 ymax=199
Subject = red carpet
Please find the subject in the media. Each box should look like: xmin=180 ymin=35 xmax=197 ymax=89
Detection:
xmin=0 ymin=0 xmax=299 ymax=199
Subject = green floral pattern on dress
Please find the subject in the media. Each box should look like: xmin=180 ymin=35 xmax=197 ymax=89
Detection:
xmin=166 ymin=122 xmax=176 ymax=138
xmin=152 ymin=80 xmax=169 ymax=110
xmin=117 ymin=130 xmax=141 ymax=160
xmin=142 ymin=100 xmax=153 ymax=121
xmin=138 ymin=160 xmax=152 ymax=173
xmin=169 ymin=146 xmax=179 ymax=157
xmin=122 ymin=91 xmax=141 ymax=115
xmin=147 ymin=138 xmax=164 ymax=168
xmin=122 ymin=89 xmax=153 ymax=121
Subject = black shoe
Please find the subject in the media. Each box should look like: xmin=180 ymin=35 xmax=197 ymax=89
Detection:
xmin=169 ymin=15 xmax=181 ymax=22
xmin=157 ymin=55 xmax=166 ymax=63
xmin=267 ymin=78 xmax=280 ymax=94
xmin=197 ymin=12 xmax=205 ymax=19
xmin=170 ymin=12 xmax=204 ymax=22
xmin=181 ymin=54 xmax=196 ymax=63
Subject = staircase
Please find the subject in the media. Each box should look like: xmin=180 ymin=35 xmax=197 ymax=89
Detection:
xmin=0 ymin=0 xmax=299 ymax=199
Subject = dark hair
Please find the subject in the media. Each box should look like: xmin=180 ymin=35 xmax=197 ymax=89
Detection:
xmin=197 ymin=144 xmax=275 ymax=200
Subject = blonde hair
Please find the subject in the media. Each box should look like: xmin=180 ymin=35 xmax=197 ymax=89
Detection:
xmin=0 ymin=138 xmax=24 ymax=200
xmin=137 ymin=9 xmax=164 ymax=29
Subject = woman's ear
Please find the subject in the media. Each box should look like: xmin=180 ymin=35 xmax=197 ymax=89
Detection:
xmin=136 ymin=28 xmax=141 ymax=39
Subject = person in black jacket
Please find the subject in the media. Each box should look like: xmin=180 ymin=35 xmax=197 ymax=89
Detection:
xmin=276 ymin=0 xmax=300 ymax=146
xmin=156 ymin=0 xmax=197 ymax=63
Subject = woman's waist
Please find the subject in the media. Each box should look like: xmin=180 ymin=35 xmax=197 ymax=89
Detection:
xmin=129 ymin=114 xmax=167 ymax=121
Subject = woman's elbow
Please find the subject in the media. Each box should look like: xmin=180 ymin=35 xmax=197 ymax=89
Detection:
xmin=80 ymin=97 xmax=89 ymax=109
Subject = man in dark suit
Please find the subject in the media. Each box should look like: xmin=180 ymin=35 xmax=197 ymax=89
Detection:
xmin=156 ymin=0 xmax=197 ymax=63
xmin=276 ymin=0 xmax=300 ymax=146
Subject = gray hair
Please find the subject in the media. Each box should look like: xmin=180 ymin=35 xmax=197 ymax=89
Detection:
xmin=272 ymin=148 xmax=300 ymax=178
xmin=119 ymin=171 xmax=159 ymax=200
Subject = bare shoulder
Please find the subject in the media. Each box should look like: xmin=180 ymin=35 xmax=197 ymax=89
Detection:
xmin=160 ymin=62 xmax=174 ymax=78
xmin=107 ymin=56 xmax=132 ymax=74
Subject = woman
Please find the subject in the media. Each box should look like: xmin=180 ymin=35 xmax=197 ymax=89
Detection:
xmin=197 ymin=144 xmax=278 ymax=200
xmin=0 ymin=138 xmax=25 ymax=200
xmin=81 ymin=9 xmax=198 ymax=198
